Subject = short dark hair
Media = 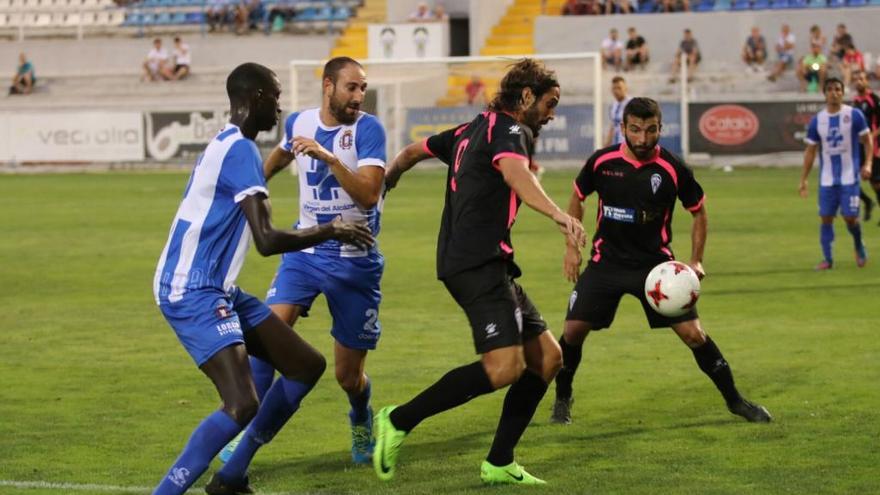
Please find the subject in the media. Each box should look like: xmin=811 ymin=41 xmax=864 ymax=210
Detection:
xmin=226 ymin=62 xmax=276 ymax=105
xmin=322 ymin=56 xmax=362 ymax=84
xmin=488 ymin=58 xmax=559 ymax=113
xmin=823 ymin=76 xmax=844 ymax=93
xmin=622 ymin=97 xmax=662 ymax=126
xmin=612 ymin=76 xmax=625 ymax=85
xmin=174 ymin=36 xmax=181 ymax=42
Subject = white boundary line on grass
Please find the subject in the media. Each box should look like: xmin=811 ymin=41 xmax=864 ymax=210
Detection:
xmin=0 ymin=480 xmax=294 ymax=495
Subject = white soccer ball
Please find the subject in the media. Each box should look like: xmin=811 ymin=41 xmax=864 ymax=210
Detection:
xmin=644 ymin=261 xmax=701 ymax=317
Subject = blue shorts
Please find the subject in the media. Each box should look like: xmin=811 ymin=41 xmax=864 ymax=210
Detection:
xmin=266 ymin=250 xmax=384 ymax=350
xmin=160 ymin=287 xmax=273 ymax=366
xmin=818 ymin=184 xmax=861 ymax=218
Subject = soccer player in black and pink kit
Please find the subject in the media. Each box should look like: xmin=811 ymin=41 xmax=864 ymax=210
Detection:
xmin=374 ymin=58 xmax=586 ymax=485
xmin=853 ymin=71 xmax=880 ymax=223
xmin=549 ymin=97 xmax=772 ymax=426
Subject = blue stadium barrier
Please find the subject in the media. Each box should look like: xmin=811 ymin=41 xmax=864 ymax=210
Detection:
xmin=827 ymin=0 xmax=845 ymax=5
xmin=731 ymin=0 xmax=751 ymax=9
xmin=770 ymin=0 xmax=789 ymax=8
xmin=848 ymin=0 xmax=867 ymax=5
xmin=184 ymin=11 xmax=204 ymax=23
xmin=788 ymin=0 xmax=808 ymax=7
xmin=751 ymin=0 xmax=770 ymax=8
xmin=713 ymin=0 xmax=732 ymax=9
xmin=695 ymin=0 xmax=715 ymax=11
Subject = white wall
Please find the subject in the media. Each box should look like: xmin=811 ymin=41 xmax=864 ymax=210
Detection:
xmin=535 ymin=8 xmax=880 ymax=70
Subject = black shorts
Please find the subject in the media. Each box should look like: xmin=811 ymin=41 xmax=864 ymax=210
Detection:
xmin=871 ymin=156 xmax=880 ymax=183
xmin=566 ymin=261 xmax=697 ymax=330
xmin=443 ymin=261 xmax=548 ymax=354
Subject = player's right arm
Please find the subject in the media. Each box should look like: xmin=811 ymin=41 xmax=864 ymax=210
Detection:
xmin=385 ymin=141 xmax=434 ymax=191
xmin=239 ymin=193 xmax=373 ymax=256
xmin=800 ymin=116 xmax=820 ymax=198
xmin=564 ymin=190 xmax=586 ymax=282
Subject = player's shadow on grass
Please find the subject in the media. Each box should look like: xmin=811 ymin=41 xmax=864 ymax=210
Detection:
xmin=535 ymin=417 xmax=735 ymax=447
xmin=708 ymin=281 xmax=880 ymax=296
xmin=710 ymin=267 xmax=823 ymax=277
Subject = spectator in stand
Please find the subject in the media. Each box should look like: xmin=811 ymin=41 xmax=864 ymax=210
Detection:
xmin=409 ymin=2 xmax=435 ymax=21
xmin=767 ymin=24 xmax=796 ymax=83
xmin=266 ymin=0 xmax=296 ymax=34
xmin=669 ymin=28 xmax=700 ymax=83
xmin=797 ymin=42 xmax=827 ymax=93
xmin=601 ymin=28 xmax=625 ymax=72
xmin=605 ymin=0 xmax=632 ymax=13
xmin=562 ymin=0 xmax=600 ymax=14
xmin=831 ymin=23 xmax=853 ymax=62
xmin=742 ymin=27 xmax=767 ymax=72
xmin=465 ymin=75 xmax=486 ymax=106
xmin=234 ymin=0 xmax=262 ymax=34
xmin=433 ymin=4 xmax=449 ymax=21
xmin=171 ymin=36 xmax=191 ymax=80
xmin=658 ymin=0 xmax=690 ymax=12
xmin=9 ymin=52 xmax=35 ymax=95
xmin=808 ymin=25 xmax=827 ymax=54
xmin=624 ymin=27 xmax=649 ymax=71
xmin=142 ymin=38 xmax=172 ymax=82
xmin=841 ymin=45 xmax=865 ymax=87
xmin=206 ymin=0 xmax=231 ymax=32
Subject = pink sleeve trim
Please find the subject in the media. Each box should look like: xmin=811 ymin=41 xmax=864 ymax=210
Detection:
xmin=573 ymin=180 xmax=585 ymax=201
xmin=422 ymin=138 xmax=435 ymax=157
xmin=492 ymin=152 xmax=529 ymax=170
xmin=686 ymin=195 xmax=706 ymax=212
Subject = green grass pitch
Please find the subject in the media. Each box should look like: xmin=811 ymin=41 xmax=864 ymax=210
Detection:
xmin=1 ymin=167 xmax=878 ymax=494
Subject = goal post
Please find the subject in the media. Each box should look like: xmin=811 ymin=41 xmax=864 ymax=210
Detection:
xmin=289 ymin=52 xmax=603 ymax=167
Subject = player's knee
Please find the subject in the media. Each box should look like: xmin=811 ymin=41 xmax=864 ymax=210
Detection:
xmin=680 ymin=328 xmax=707 ymax=348
xmin=483 ymin=354 xmax=525 ymax=389
xmin=225 ymin=394 xmax=259 ymax=425
xmin=335 ymin=369 xmax=363 ymax=394
xmin=544 ymin=345 xmax=564 ymax=381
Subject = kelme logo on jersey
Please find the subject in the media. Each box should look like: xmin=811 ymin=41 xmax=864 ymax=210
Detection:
xmin=485 ymin=322 xmax=499 ymax=338
xmin=340 ymin=129 xmax=353 ymax=150
xmin=651 ymin=173 xmax=662 ymax=194
xmin=602 ymin=205 xmax=636 ymax=223
xmin=509 ymin=125 xmax=521 ymax=134
xmin=698 ymin=104 xmax=759 ymax=146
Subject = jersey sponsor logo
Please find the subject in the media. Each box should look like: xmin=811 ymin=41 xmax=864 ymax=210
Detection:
xmin=650 ymin=173 xmax=662 ymax=194
xmin=340 ymin=129 xmax=353 ymax=150
xmin=698 ymin=104 xmax=759 ymax=146
xmin=509 ymin=124 xmax=521 ymax=135
xmin=168 ymin=467 xmax=190 ymax=488
xmin=602 ymin=205 xmax=637 ymax=223
xmin=601 ymin=169 xmax=624 ymax=178
xmin=216 ymin=320 xmax=242 ymax=336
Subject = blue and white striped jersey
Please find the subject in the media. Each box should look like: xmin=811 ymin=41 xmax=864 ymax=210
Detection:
xmin=153 ymin=124 xmax=267 ymax=304
xmin=610 ymin=96 xmax=632 ymax=145
xmin=805 ymin=105 xmax=869 ymax=186
xmin=280 ymin=108 xmax=386 ymax=258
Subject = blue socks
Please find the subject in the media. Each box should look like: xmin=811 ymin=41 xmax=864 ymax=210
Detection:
xmin=153 ymin=411 xmax=241 ymax=495
xmin=217 ymin=377 xmax=314 ymax=482
xmin=820 ymin=223 xmax=834 ymax=263
xmin=348 ymin=376 xmax=372 ymax=424
xmin=250 ymin=356 xmax=275 ymax=401
xmin=846 ymin=222 xmax=864 ymax=253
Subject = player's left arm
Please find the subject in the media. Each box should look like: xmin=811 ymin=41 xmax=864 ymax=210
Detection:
xmin=860 ymin=131 xmax=874 ymax=179
xmin=688 ymin=205 xmax=707 ymax=280
xmin=385 ymin=141 xmax=434 ymax=191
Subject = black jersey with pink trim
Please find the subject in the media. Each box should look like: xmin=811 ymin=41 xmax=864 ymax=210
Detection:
xmin=574 ymin=143 xmax=705 ymax=269
xmin=853 ymin=91 xmax=880 ymax=158
xmin=424 ymin=111 xmax=534 ymax=279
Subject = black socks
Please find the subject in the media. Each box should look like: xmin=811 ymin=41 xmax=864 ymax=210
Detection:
xmin=486 ymin=370 xmax=549 ymax=466
xmin=691 ymin=336 xmax=742 ymax=405
xmin=554 ymin=334 xmax=583 ymax=400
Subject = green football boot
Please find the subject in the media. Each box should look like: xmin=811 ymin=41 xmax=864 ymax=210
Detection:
xmin=480 ymin=460 xmax=547 ymax=486
xmin=373 ymin=405 xmax=407 ymax=481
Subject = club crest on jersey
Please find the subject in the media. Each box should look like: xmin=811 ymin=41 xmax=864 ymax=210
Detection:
xmin=340 ymin=129 xmax=353 ymax=150
xmin=650 ymin=173 xmax=662 ymax=194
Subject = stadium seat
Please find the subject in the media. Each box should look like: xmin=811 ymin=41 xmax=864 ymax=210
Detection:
xmin=694 ymin=0 xmax=715 ymax=10
xmin=637 ymin=0 xmax=656 ymax=11
xmin=787 ymin=0 xmax=807 ymax=6
xmin=183 ymin=10 xmax=203 ymax=23
xmin=770 ymin=0 xmax=789 ymax=7
xmin=870 ymin=0 xmax=880 ymax=5
xmin=827 ymin=0 xmax=844 ymax=5
xmin=154 ymin=10 xmax=171 ymax=23
xmin=170 ymin=10 xmax=185 ymax=23
xmin=848 ymin=0 xmax=867 ymax=5
xmin=731 ymin=0 xmax=750 ymax=8
xmin=713 ymin=0 xmax=732 ymax=8
xmin=751 ymin=0 xmax=769 ymax=8
xmin=331 ymin=5 xmax=350 ymax=20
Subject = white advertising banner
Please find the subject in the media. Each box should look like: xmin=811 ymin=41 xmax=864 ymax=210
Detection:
xmin=368 ymin=22 xmax=449 ymax=60
xmin=0 ymin=111 xmax=144 ymax=162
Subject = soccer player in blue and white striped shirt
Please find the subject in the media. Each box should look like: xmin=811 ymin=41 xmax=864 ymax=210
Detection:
xmin=800 ymin=77 xmax=873 ymax=270
xmin=151 ymin=62 xmax=373 ymax=495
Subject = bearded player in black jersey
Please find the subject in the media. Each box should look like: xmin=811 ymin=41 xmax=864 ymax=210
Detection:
xmin=853 ymin=71 xmax=880 ymax=223
xmin=549 ymin=97 xmax=772 ymax=426
xmin=373 ymin=59 xmax=586 ymax=485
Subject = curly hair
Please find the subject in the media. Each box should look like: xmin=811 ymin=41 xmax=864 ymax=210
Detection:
xmin=488 ymin=58 xmax=559 ymax=113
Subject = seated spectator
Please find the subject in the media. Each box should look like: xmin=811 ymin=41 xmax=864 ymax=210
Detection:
xmin=742 ymin=27 xmax=767 ymax=72
xmin=841 ymin=45 xmax=865 ymax=87
xmin=808 ymin=24 xmax=826 ymax=54
xmin=624 ymin=27 xmax=649 ymax=71
xmin=767 ymin=24 xmax=795 ymax=83
xmin=171 ymin=36 xmax=191 ymax=81
xmin=797 ymin=43 xmax=826 ymax=93
xmin=465 ymin=75 xmax=485 ymax=106
xmin=9 ymin=52 xmax=35 ymax=95
xmin=433 ymin=4 xmax=449 ymax=21
xmin=657 ymin=0 xmax=690 ymax=11
xmin=266 ymin=0 xmax=296 ymax=33
xmin=409 ymin=2 xmax=435 ymax=21
xmin=235 ymin=0 xmax=263 ymax=35
xmin=562 ymin=0 xmax=600 ymax=14
xmin=206 ymin=0 xmax=231 ymax=32
xmin=142 ymin=38 xmax=172 ymax=82
xmin=605 ymin=0 xmax=632 ymax=13
xmin=830 ymin=23 xmax=853 ymax=62
xmin=669 ymin=28 xmax=700 ymax=83
xmin=601 ymin=28 xmax=624 ymax=72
